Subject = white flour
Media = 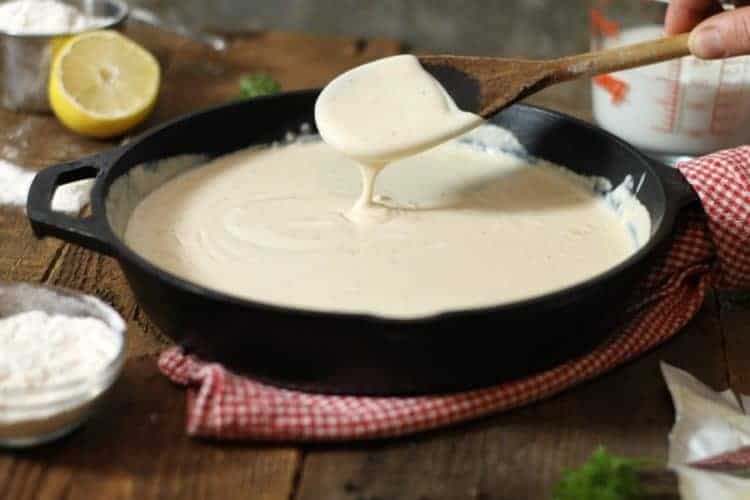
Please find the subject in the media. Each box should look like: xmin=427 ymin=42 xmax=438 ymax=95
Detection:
xmin=0 ymin=310 xmax=120 ymax=390
xmin=0 ymin=0 xmax=110 ymax=35
xmin=0 ymin=159 xmax=93 ymax=214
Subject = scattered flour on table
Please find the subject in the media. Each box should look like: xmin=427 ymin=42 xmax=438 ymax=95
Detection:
xmin=0 ymin=0 xmax=111 ymax=35
xmin=0 ymin=159 xmax=93 ymax=214
xmin=0 ymin=310 xmax=121 ymax=390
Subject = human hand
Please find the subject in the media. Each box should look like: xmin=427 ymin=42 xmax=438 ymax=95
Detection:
xmin=665 ymin=0 xmax=750 ymax=59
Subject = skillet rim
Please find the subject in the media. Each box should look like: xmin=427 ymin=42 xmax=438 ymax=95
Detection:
xmin=92 ymin=90 xmax=677 ymax=327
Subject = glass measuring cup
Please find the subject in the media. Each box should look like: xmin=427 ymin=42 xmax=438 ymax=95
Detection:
xmin=591 ymin=0 xmax=750 ymax=165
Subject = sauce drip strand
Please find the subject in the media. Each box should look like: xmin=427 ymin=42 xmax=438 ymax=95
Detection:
xmin=315 ymin=54 xmax=483 ymax=222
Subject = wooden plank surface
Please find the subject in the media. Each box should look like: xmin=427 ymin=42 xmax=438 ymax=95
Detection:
xmin=718 ymin=292 xmax=750 ymax=394
xmin=295 ymin=299 xmax=724 ymax=500
xmin=0 ymin=24 xmax=401 ymax=500
xmin=0 ymin=22 xmax=741 ymax=500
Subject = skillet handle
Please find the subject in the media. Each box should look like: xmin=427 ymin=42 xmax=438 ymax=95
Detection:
xmin=27 ymin=149 xmax=120 ymax=256
xmin=650 ymin=160 xmax=700 ymax=211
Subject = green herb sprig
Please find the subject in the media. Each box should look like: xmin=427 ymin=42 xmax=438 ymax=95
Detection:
xmin=238 ymin=73 xmax=281 ymax=99
xmin=553 ymin=447 xmax=647 ymax=500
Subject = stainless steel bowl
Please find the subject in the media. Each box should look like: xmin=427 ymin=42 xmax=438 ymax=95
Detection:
xmin=0 ymin=0 xmax=129 ymax=113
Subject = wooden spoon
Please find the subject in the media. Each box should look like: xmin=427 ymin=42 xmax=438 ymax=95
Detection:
xmin=418 ymin=33 xmax=691 ymax=117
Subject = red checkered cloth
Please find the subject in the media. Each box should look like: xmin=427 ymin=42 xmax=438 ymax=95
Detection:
xmin=159 ymin=147 xmax=750 ymax=442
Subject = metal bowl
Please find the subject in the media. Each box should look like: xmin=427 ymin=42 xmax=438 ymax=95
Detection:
xmin=0 ymin=0 xmax=129 ymax=113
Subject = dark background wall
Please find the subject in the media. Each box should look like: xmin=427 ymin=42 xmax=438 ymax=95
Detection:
xmin=130 ymin=0 xmax=605 ymax=57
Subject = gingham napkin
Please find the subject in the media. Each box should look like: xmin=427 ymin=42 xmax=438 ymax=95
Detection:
xmin=159 ymin=147 xmax=750 ymax=442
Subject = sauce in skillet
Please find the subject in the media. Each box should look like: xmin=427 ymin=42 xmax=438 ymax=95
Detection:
xmin=123 ymin=56 xmax=650 ymax=319
xmin=123 ymin=125 xmax=649 ymax=319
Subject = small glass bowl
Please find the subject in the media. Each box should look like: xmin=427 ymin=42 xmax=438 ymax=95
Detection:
xmin=0 ymin=283 xmax=127 ymax=448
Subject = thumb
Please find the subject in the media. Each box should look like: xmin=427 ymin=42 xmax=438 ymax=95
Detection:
xmin=689 ymin=7 xmax=750 ymax=58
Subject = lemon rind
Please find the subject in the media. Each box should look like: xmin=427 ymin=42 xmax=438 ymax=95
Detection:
xmin=51 ymin=30 xmax=161 ymax=122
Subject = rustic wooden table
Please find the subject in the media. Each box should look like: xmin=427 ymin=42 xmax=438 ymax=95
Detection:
xmin=1 ymin=26 xmax=748 ymax=500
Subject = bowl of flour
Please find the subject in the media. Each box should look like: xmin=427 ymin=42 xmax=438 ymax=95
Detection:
xmin=0 ymin=0 xmax=128 ymax=112
xmin=0 ymin=282 xmax=127 ymax=448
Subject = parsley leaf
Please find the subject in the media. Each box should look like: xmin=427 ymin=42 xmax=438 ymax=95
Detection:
xmin=238 ymin=73 xmax=281 ymax=99
xmin=553 ymin=447 xmax=646 ymax=500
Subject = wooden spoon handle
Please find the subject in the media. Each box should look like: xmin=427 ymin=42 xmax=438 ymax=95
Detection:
xmin=554 ymin=33 xmax=691 ymax=81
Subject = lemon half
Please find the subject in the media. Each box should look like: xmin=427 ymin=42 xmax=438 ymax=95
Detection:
xmin=50 ymin=30 xmax=161 ymax=138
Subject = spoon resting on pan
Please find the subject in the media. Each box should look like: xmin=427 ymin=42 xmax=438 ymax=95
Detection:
xmin=418 ymin=33 xmax=691 ymax=117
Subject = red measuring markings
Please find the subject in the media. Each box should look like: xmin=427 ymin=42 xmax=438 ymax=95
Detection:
xmin=710 ymin=59 xmax=748 ymax=136
xmin=590 ymin=9 xmax=619 ymax=37
xmin=685 ymin=101 xmax=709 ymax=112
xmin=652 ymin=58 xmax=683 ymax=134
xmin=594 ymin=74 xmax=629 ymax=104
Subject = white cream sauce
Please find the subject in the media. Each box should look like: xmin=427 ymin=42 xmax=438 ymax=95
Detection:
xmin=124 ymin=129 xmax=650 ymax=319
xmin=315 ymin=54 xmax=483 ymax=220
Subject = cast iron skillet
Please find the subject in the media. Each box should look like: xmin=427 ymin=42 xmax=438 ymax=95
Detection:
xmin=27 ymin=90 xmax=699 ymax=395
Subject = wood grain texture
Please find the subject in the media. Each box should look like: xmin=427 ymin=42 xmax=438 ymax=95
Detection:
xmin=0 ymin=24 xmax=401 ymax=500
xmin=0 ymin=359 xmax=300 ymax=500
xmin=718 ymin=292 xmax=750 ymax=394
xmin=295 ymin=299 xmax=724 ymax=500
xmin=0 ymin=21 xmax=738 ymax=500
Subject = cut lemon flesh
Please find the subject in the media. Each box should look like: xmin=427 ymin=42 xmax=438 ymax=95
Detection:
xmin=50 ymin=30 xmax=161 ymax=138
